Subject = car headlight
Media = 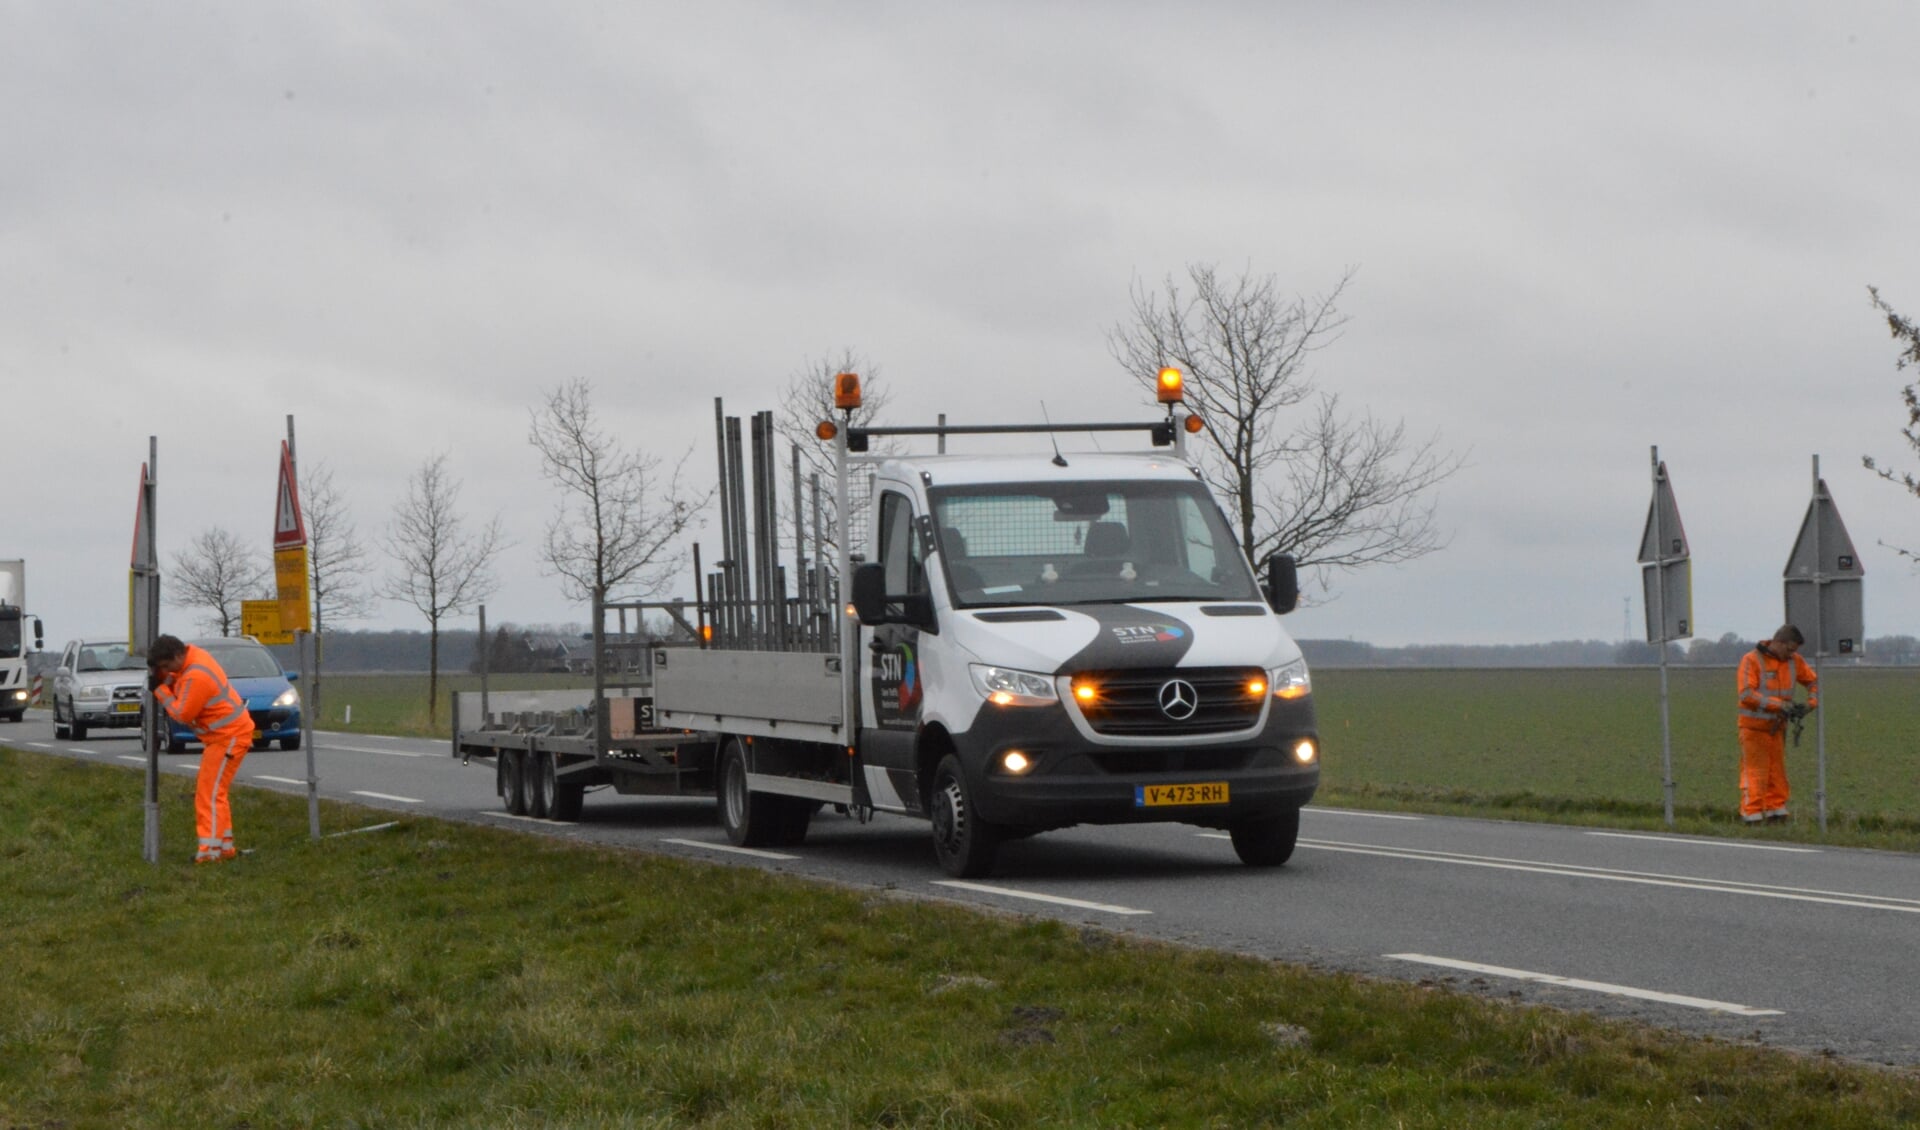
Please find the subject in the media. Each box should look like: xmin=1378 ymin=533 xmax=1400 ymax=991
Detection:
xmin=969 ymin=664 xmax=1059 ymax=707
xmin=78 ymin=685 xmax=109 ymax=700
xmin=273 ymin=687 xmax=299 ymax=708
xmin=1269 ymin=659 xmax=1311 ymax=700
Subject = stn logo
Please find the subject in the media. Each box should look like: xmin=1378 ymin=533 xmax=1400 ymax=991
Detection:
xmin=1111 ymin=624 xmax=1185 ymax=645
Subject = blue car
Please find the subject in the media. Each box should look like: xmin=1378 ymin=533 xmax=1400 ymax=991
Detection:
xmin=164 ymin=636 xmax=303 ymax=753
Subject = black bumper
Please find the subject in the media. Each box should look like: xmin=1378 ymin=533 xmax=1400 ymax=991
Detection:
xmin=954 ymin=696 xmax=1319 ymax=831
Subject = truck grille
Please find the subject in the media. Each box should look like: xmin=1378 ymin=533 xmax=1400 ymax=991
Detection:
xmin=1072 ymin=667 xmax=1267 ymax=737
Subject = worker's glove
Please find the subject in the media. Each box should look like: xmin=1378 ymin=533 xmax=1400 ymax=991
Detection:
xmin=1783 ymin=703 xmax=1810 ymax=722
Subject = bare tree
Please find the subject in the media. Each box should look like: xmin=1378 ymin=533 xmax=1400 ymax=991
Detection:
xmin=168 ymin=527 xmax=271 ymax=636
xmin=1862 ymin=286 xmax=1920 ymax=562
xmin=302 ymin=461 xmax=375 ymax=717
xmin=771 ymin=349 xmax=894 ymax=560
xmin=1109 ymin=264 xmax=1464 ymax=596
xmin=379 ymin=454 xmax=506 ymax=720
xmin=528 ymin=378 xmax=707 ymax=606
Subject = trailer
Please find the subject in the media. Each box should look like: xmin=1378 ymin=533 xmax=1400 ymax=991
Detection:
xmin=456 ymin=373 xmax=1321 ymax=877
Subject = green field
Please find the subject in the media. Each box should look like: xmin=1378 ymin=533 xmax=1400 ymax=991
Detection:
xmin=304 ymin=671 xmax=599 ymax=738
xmin=301 ymin=664 xmax=1920 ymax=849
xmin=6 ymin=751 xmax=1918 ymax=1128
xmin=1310 ymin=667 xmax=1920 ymax=847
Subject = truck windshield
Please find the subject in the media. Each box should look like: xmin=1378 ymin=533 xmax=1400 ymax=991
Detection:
xmin=0 ymin=615 xmax=18 ymax=658
xmin=928 ymin=480 xmax=1262 ymax=608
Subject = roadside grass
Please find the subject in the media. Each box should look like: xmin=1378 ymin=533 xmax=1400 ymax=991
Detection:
xmin=4 ymin=750 xmax=1918 ymax=1128
xmin=1312 ymin=666 xmax=1920 ymax=852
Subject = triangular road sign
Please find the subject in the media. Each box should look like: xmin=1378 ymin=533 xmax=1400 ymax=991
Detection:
xmin=129 ymin=463 xmax=156 ymax=571
xmin=1784 ymin=479 xmax=1864 ymax=579
xmin=1637 ymin=461 xmax=1689 ymax=564
xmin=274 ymin=441 xmax=308 ymax=549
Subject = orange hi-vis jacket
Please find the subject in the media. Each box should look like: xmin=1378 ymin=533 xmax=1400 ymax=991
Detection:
xmin=154 ymin=643 xmax=256 ymax=743
xmin=1736 ymin=643 xmax=1818 ymax=732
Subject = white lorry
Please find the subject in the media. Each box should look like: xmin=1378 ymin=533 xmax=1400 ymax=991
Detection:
xmin=0 ymin=560 xmax=44 ymax=722
xmin=455 ymin=376 xmax=1320 ymax=876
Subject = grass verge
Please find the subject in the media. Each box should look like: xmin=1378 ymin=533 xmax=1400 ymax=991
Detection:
xmin=4 ymin=749 xmax=1918 ymax=1128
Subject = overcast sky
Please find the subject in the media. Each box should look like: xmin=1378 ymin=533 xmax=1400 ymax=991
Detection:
xmin=7 ymin=2 xmax=1920 ymax=650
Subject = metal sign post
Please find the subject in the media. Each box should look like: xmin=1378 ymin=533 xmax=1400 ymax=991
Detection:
xmin=130 ymin=439 xmax=162 ymax=863
xmin=275 ymin=417 xmax=320 ymax=840
xmin=1783 ymin=455 xmax=1865 ymax=834
xmin=1637 ymin=447 xmax=1693 ymax=827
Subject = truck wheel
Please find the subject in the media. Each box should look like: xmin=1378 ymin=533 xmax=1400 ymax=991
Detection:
xmin=719 ymin=737 xmax=778 ymax=847
xmin=550 ymin=780 xmax=585 ymax=822
xmin=931 ymin=754 xmax=1000 ymax=878
xmin=772 ymin=799 xmax=816 ymax=847
xmin=503 ymin=750 xmax=529 ymax=816
xmin=1229 ymin=807 xmax=1302 ymax=867
xmin=527 ymin=750 xmax=552 ymax=820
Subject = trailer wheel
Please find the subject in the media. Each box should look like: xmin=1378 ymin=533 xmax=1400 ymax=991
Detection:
xmin=550 ymin=779 xmax=585 ymax=822
xmin=502 ymin=750 xmax=529 ymax=815
xmin=1229 ymin=807 xmax=1301 ymax=867
xmin=931 ymin=755 xmax=1000 ymax=878
xmin=526 ymin=750 xmax=552 ymax=819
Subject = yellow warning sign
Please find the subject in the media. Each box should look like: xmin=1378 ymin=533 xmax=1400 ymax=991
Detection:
xmin=243 ymin=599 xmax=294 ymax=646
xmin=274 ymin=546 xmax=312 ymax=635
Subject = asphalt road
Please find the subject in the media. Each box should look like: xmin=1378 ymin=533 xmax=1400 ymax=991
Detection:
xmin=11 ymin=710 xmax=1920 ymax=1068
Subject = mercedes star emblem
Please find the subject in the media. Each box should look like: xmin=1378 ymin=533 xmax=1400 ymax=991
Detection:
xmin=1157 ymin=678 xmax=1198 ymax=720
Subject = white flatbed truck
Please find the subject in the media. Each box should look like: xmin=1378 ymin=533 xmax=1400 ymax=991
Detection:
xmin=454 ymin=376 xmax=1320 ymax=876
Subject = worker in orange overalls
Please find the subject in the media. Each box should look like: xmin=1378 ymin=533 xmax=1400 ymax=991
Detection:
xmin=148 ymin=634 xmax=257 ymax=863
xmin=1735 ymin=624 xmax=1818 ymax=825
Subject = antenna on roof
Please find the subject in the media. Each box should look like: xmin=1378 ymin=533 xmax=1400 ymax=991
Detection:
xmin=1039 ymin=402 xmax=1068 ymax=467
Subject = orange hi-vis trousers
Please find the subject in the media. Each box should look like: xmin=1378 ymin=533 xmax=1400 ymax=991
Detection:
xmin=196 ymin=729 xmax=251 ymax=861
xmin=1738 ymin=726 xmax=1789 ymax=819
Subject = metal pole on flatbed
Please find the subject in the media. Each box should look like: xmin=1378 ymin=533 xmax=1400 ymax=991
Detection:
xmin=592 ymin=586 xmax=607 ymax=757
xmin=836 ymin=425 xmax=856 ymax=753
xmin=478 ymin=603 xmax=489 ymax=726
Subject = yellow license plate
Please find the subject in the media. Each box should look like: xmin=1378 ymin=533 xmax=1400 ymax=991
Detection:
xmin=114 ymin=702 xmax=141 ymax=714
xmin=1135 ymin=781 xmax=1229 ymax=807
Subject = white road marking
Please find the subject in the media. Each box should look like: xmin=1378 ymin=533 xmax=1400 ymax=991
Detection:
xmin=254 ymin=775 xmax=309 ymax=786
xmin=1305 ymin=807 xmax=1423 ymax=821
xmin=479 ymin=811 xmax=559 ymax=825
xmin=661 ymin=837 xmax=798 ymax=860
xmin=116 ymin=755 xmax=145 ymax=763
xmin=318 ymin=731 xmax=408 ymax=743
xmin=24 ymin=741 xmax=50 ymax=749
xmin=321 ymin=743 xmax=426 ymax=758
xmin=350 ymin=790 xmax=421 ymax=804
xmin=1586 ymin=831 xmax=1820 ymax=854
xmin=933 ymin=880 xmax=1153 ymax=916
xmin=1295 ymin=838 xmax=1920 ymax=915
xmin=1387 ymin=953 xmax=1784 ymax=1017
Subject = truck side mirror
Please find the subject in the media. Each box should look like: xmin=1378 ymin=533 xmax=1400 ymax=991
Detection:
xmin=850 ymin=563 xmax=940 ymax=633
xmin=32 ymin=618 xmax=43 ymax=649
xmin=850 ymin=564 xmax=888 ymax=625
xmin=1265 ymin=554 xmax=1300 ymax=614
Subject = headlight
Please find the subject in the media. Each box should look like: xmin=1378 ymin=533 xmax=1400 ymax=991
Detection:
xmin=1269 ymin=659 xmax=1311 ymax=700
xmin=969 ymin=664 xmax=1059 ymax=707
xmin=273 ymin=687 xmax=299 ymax=708
xmin=78 ymin=685 xmax=109 ymax=700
